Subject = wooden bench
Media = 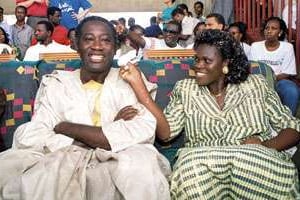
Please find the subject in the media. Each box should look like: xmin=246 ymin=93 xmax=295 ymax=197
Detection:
xmin=143 ymin=49 xmax=195 ymax=60
xmin=0 ymin=54 xmax=16 ymax=62
xmin=39 ymin=52 xmax=80 ymax=62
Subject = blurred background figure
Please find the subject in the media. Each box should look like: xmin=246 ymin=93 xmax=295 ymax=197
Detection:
xmin=128 ymin=17 xmax=135 ymax=29
xmin=11 ymin=5 xmax=34 ymax=60
xmin=228 ymin=21 xmax=250 ymax=58
xmin=177 ymin=3 xmax=193 ymax=17
xmin=194 ymin=1 xmax=205 ymax=22
xmin=49 ymin=0 xmax=92 ymax=30
xmin=0 ymin=7 xmax=12 ymax=44
xmin=144 ymin=16 xmax=163 ymax=38
xmin=0 ymin=27 xmax=12 ymax=54
xmin=16 ymin=0 xmax=48 ymax=29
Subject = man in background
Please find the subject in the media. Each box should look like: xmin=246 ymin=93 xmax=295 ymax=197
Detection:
xmin=23 ymin=20 xmax=72 ymax=61
xmin=49 ymin=0 xmax=92 ymax=30
xmin=11 ymin=5 xmax=34 ymax=60
xmin=16 ymin=0 xmax=48 ymax=29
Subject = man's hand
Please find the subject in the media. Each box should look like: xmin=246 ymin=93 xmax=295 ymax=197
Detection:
xmin=114 ymin=106 xmax=138 ymax=121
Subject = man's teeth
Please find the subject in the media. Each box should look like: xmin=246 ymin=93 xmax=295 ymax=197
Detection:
xmin=90 ymin=55 xmax=104 ymax=61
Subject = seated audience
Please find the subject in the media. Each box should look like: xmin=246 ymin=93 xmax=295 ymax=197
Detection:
xmin=0 ymin=27 xmax=12 ymax=54
xmin=249 ymin=16 xmax=300 ymax=116
xmin=228 ymin=21 xmax=250 ymax=58
xmin=0 ymin=16 xmax=171 ymax=200
xmin=127 ymin=20 xmax=183 ymax=53
xmin=122 ymin=29 xmax=300 ymax=199
xmin=24 ymin=20 xmax=73 ymax=61
xmin=172 ymin=7 xmax=199 ymax=47
xmin=32 ymin=6 xmax=69 ymax=46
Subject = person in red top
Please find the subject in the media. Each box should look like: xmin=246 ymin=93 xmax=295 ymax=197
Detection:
xmin=16 ymin=0 xmax=48 ymax=29
xmin=31 ymin=6 xmax=69 ymax=45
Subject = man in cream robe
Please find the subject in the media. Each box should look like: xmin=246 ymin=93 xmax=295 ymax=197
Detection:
xmin=0 ymin=16 xmax=171 ymax=200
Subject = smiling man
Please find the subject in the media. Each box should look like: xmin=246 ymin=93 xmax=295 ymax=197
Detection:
xmin=0 ymin=16 xmax=171 ymax=200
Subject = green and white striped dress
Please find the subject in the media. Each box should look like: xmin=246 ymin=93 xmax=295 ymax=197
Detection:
xmin=165 ymin=74 xmax=300 ymax=199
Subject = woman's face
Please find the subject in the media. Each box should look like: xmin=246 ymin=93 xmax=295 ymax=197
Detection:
xmin=193 ymin=44 xmax=227 ymax=87
xmin=0 ymin=29 xmax=5 ymax=43
xmin=264 ymin=20 xmax=281 ymax=41
xmin=228 ymin=26 xmax=242 ymax=42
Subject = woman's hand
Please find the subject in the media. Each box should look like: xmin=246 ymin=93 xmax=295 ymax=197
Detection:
xmin=114 ymin=106 xmax=138 ymax=121
xmin=242 ymin=136 xmax=262 ymax=145
xmin=119 ymin=62 xmax=143 ymax=86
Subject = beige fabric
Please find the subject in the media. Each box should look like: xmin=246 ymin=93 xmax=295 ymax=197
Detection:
xmin=0 ymin=68 xmax=171 ymax=200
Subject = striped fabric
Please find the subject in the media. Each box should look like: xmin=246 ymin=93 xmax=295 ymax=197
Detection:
xmin=164 ymin=74 xmax=300 ymax=199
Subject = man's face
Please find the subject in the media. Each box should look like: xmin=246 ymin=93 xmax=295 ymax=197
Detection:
xmin=205 ymin=17 xmax=224 ymax=30
xmin=0 ymin=9 xmax=3 ymax=22
xmin=77 ymin=21 xmax=116 ymax=74
xmin=173 ymin=13 xmax=184 ymax=23
xmin=194 ymin=3 xmax=203 ymax=16
xmin=15 ymin=7 xmax=26 ymax=22
xmin=34 ymin=24 xmax=50 ymax=42
xmin=163 ymin=23 xmax=180 ymax=48
xmin=49 ymin=11 xmax=61 ymax=26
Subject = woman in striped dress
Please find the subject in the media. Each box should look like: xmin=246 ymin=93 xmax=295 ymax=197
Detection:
xmin=120 ymin=29 xmax=300 ymax=199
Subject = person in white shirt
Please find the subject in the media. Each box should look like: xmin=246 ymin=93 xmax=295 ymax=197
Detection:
xmin=24 ymin=20 xmax=73 ymax=61
xmin=127 ymin=20 xmax=183 ymax=51
xmin=249 ymin=16 xmax=300 ymax=116
xmin=228 ymin=21 xmax=250 ymax=58
xmin=171 ymin=7 xmax=199 ymax=47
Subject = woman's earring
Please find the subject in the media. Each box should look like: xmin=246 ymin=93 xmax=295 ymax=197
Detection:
xmin=222 ymin=65 xmax=229 ymax=74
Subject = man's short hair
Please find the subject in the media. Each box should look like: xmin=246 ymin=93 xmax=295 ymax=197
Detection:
xmin=15 ymin=5 xmax=27 ymax=14
xmin=37 ymin=20 xmax=54 ymax=34
xmin=171 ymin=7 xmax=185 ymax=18
xmin=206 ymin=13 xmax=226 ymax=28
xmin=194 ymin=1 xmax=204 ymax=9
xmin=47 ymin=6 xmax=61 ymax=17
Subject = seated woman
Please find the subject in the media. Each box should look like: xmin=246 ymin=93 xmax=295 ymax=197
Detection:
xmin=249 ymin=16 xmax=300 ymax=116
xmin=0 ymin=27 xmax=12 ymax=54
xmin=120 ymin=29 xmax=300 ymax=199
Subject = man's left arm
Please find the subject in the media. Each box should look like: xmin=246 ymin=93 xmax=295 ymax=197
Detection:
xmin=54 ymin=122 xmax=111 ymax=150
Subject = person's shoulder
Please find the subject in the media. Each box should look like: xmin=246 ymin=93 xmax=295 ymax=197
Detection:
xmin=175 ymin=78 xmax=197 ymax=91
xmin=242 ymin=74 xmax=268 ymax=90
xmin=251 ymin=40 xmax=264 ymax=47
xmin=279 ymin=41 xmax=294 ymax=49
xmin=40 ymin=69 xmax=79 ymax=87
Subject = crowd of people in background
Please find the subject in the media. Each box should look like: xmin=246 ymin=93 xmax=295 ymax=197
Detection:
xmin=0 ymin=0 xmax=300 ymax=199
